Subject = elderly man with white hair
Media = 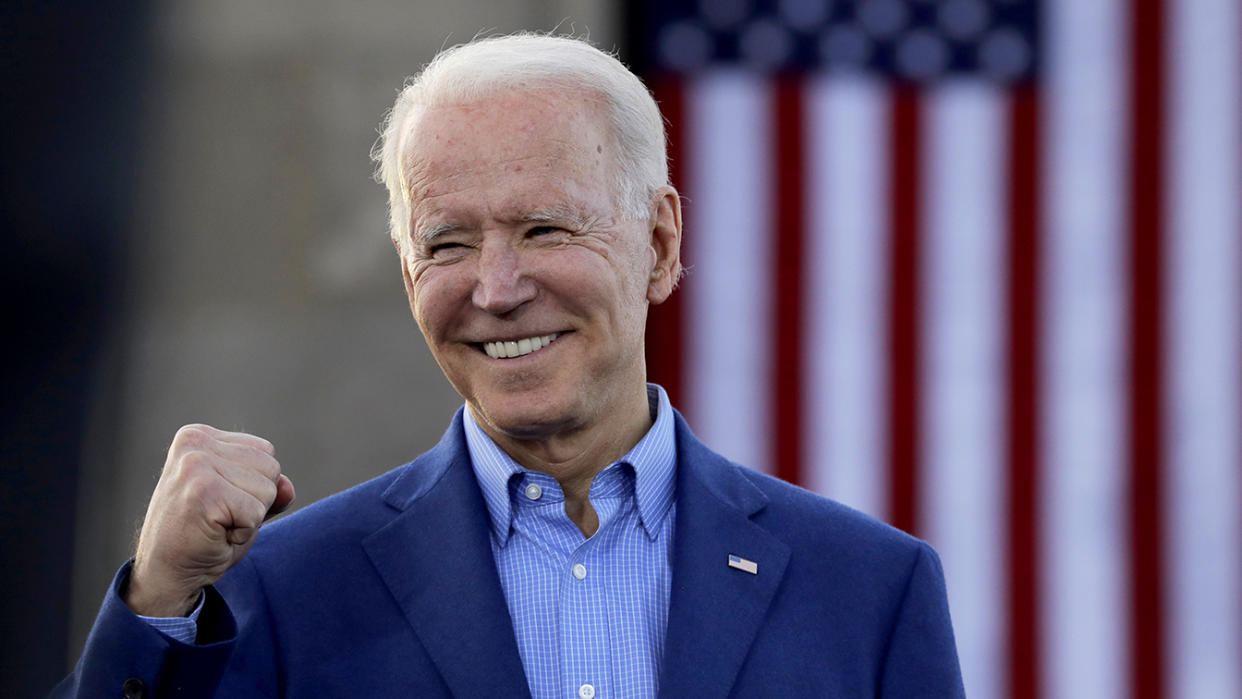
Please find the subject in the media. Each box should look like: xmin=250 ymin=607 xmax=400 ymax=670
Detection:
xmin=56 ymin=34 xmax=964 ymax=698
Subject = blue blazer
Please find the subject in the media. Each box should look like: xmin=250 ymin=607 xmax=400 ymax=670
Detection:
xmin=58 ymin=410 xmax=964 ymax=698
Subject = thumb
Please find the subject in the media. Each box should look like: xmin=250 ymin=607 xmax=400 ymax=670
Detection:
xmin=266 ymin=474 xmax=296 ymax=520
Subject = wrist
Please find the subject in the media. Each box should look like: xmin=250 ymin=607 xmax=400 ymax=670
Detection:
xmin=125 ymin=563 xmax=204 ymax=617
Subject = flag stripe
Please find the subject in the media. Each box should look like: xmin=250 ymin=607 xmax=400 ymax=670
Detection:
xmin=920 ymin=83 xmax=1007 ymax=699
xmin=1004 ymin=83 xmax=1042 ymax=699
xmin=648 ymin=76 xmax=686 ymax=409
xmin=1042 ymin=0 xmax=1129 ymax=695
xmin=887 ymin=86 xmax=923 ymax=535
xmin=772 ymin=77 xmax=806 ymax=486
xmin=1126 ymin=0 xmax=1168 ymax=695
xmin=804 ymin=75 xmax=889 ymax=521
xmin=684 ymin=72 xmax=773 ymax=473
xmin=1166 ymin=0 xmax=1242 ymax=696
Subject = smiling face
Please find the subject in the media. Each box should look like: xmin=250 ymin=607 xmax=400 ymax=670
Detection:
xmin=398 ymin=88 xmax=680 ymax=447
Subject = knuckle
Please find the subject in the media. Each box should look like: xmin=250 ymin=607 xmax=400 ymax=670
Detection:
xmin=238 ymin=500 xmax=267 ymax=530
xmin=228 ymin=526 xmax=257 ymax=547
xmin=175 ymin=424 xmax=213 ymax=447
xmin=179 ymin=449 xmax=213 ymax=474
xmin=258 ymin=478 xmax=278 ymax=506
xmin=180 ymin=473 xmax=216 ymax=502
xmin=252 ymin=436 xmax=276 ymax=456
xmin=177 ymin=423 xmax=205 ymax=437
xmin=254 ymin=453 xmax=281 ymax=480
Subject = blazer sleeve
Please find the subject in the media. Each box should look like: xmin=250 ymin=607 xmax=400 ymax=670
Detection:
xmin=50 ymin=559 xmax=279 ymax=699
xmin=878 ymin=542 xmax=967 ymax=698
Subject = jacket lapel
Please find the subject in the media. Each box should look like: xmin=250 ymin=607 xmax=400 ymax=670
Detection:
xmin=362 ymin=411 xmax=531 ymax=698
xmin=659 ymin=415 xmax=791 ymax=698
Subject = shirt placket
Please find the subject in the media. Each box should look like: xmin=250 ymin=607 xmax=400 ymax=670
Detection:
xmin=558 ymin=474 xmax=628 ymax=699
xmin=560 ymin=535 xmax=610 ymax=699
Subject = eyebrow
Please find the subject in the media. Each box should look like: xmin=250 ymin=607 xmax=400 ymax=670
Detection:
xmin=512 ymin=207 xmax=590 ymax=228
xmin=413 ymin=207 xmax=594 ymax=245
xmin=414 ymin=221 xmax=462 ymax=246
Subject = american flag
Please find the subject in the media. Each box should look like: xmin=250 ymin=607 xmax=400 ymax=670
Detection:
xmin=635 ymin=1 xmax=1241 ymax=697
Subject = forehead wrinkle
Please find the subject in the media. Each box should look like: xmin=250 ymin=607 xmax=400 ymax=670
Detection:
xmin=406 ymin=165 xmax=482 ymax=203
xmin=406 ymin=150 xmax=578 ymax=205
xmin=496 ymin=152 xmax=559 ymax=167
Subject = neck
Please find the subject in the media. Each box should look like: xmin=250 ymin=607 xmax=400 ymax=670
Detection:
xmin=475 ymin=385 xmax=652 ymax=537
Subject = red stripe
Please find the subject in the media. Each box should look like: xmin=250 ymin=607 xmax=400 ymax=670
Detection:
xmin=887 ymin=86 xmax=922 ymax=535
xmin=1128 ymin=0 xmax=1167 ymax=696
xmin=772 ymin=77 xmax=806 ymax=487
xmin=1004 ymin=85 xmax=1042 ymax=699
xmin=647 ymin=76 xmax=686 ymax=411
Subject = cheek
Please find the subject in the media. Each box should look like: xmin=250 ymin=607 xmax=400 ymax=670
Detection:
xmin=410 ymin=268 xmax=470 ymax=338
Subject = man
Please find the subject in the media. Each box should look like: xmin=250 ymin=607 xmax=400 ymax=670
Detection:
xmin=57 ymin=34 xmax=964 ymax=698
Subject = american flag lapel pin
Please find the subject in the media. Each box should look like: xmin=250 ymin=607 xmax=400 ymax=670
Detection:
xmin=728 ymin=554 xmax=758 ymax=575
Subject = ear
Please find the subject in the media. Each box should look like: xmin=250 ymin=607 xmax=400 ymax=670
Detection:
xmin=646 ymin=186 xmax=683 ymax=305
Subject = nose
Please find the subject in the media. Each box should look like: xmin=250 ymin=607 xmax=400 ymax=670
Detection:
xmin=472 ymin=238 xmax=536 ymax=315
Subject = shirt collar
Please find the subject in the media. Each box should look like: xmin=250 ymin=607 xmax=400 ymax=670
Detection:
xmin=464 ymin=384 xmax=678 ymax=545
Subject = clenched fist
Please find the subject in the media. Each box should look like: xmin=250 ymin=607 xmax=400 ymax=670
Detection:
xmin=125 ymin=424 xmax=295 ymax=617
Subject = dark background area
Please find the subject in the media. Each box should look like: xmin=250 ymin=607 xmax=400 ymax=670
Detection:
xmin=1 ymin=1 xmax=149 ymax=694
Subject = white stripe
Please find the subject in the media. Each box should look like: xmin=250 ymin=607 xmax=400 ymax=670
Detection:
xmin=1166 ymin=1 xmax=1242 ymax=697
xmin=919 ymin=82 xmax=1006 ymax=699
xmin=1043 ymin=0 xmax=1129 ymax=696
xmin=684 ymin=72 xmax=773 ymax=473
xmin=803 ymin=74 xmax=889 ymax=520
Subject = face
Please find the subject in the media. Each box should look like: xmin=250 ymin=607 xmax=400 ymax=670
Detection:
xmin=398 ymin=89 xmax=680 ymax=443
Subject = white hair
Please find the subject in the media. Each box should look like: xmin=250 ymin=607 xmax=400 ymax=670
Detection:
xmin=373 ymin=33 xmax=669 ymax=256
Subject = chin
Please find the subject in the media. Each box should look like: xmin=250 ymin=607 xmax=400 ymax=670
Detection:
xmin=470 ymin=390 xmax=580 ymax=440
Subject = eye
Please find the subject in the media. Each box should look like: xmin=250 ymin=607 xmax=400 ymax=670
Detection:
xmin=427 ymin=241 xmax=470 ymax=259
xmin=527 ymin=225 xmax=577 ymax=243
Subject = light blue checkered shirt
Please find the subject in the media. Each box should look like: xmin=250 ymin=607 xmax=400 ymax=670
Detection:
xmin=464 ymin=384 xmax=678 ymax=699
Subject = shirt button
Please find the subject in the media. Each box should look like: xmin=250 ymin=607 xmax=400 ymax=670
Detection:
xmin=578 ymin=683 xmax=596 ymax=699
xmin=524 ymin=483 xmax=542 ymax=500
xmin=572 ymin=563 xmax=588 ymax=580
xmin=122 ymin=678 xmax=146 ymax=699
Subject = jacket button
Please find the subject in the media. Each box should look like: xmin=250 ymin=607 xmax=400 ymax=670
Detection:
xmin=122 ymin=677 xmax=146 ymax=698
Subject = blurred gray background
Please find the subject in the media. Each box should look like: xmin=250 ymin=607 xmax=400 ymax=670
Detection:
xmin=2 ymin=1 xmax=619 ymax=694
xmin=72 ymin=0 xmax=618 ymax=641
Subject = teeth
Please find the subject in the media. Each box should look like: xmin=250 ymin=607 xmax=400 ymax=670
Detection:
xmin=483 ymin=333 xmax=559 ymax=359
